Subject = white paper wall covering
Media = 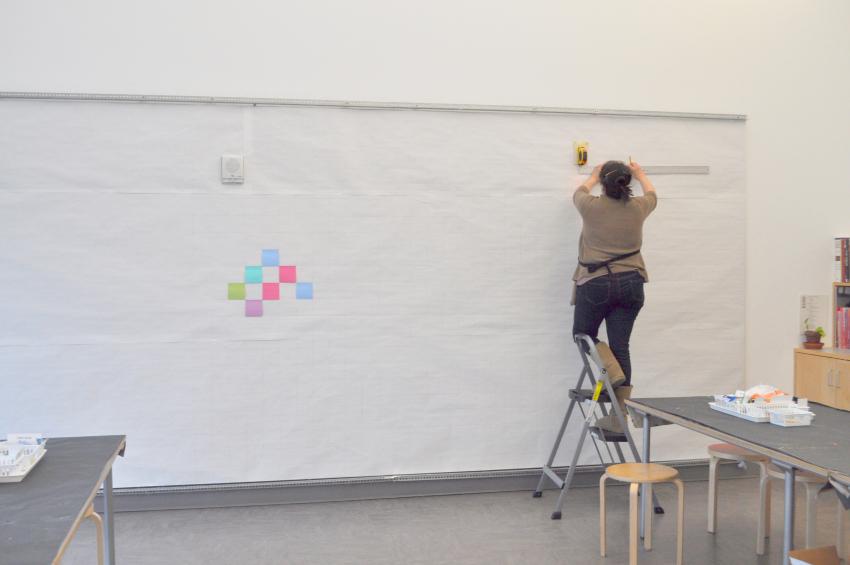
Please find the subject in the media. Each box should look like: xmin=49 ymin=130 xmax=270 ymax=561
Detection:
xmin=0 ymin=100 xmax=745 ymax=487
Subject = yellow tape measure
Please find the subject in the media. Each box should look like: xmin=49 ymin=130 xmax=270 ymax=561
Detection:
xmin=574 ymin=141 xmax=588 ymax=166
xmin=592 ymin=381 xmax=603 ymax=402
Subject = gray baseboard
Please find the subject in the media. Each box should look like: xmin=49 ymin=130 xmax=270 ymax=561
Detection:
xmin=94 ymin=458 xmax=756 ymax=513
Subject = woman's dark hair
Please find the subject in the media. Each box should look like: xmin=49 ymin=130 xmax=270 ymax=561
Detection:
xmin=600 ymin=161 xmax=633 ymax=201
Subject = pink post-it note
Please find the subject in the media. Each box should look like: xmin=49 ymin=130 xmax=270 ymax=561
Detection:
xmin=262 ymin=283 xmax=280 ymax=300
xmin=245 ymin=300 xmax=263 ymax=317
xmin=279 ymin=266 xmax=297 ymax=283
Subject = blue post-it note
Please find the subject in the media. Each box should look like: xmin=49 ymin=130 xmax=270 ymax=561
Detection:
xmin=262 ymin=249 xmax=280 ymax=266
xmin=296 ymin=282 xmax=313 ymax=299
xmin=244 ymin=266 xmax=263 ymax=284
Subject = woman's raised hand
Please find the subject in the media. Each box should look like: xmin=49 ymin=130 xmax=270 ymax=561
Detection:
xmin=589 ymin=164 xmax=602 ymax=183
xmin=628 ymin=159 xmax=645 ymax=178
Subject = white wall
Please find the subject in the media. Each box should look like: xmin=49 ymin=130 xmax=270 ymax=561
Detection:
xmin=2 ymin=1 xmax=849 ymax=416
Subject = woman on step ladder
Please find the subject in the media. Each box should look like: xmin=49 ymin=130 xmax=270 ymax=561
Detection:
xmin=572 ymin=159 xmax=657 ymax=434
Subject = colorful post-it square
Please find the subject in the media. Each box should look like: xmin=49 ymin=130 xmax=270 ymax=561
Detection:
xmin=245 ymin=266 xmax=263 ymax=283
xmin=245 ymin=300 xmax=263 ymax=317
xmin=262 ymin=249 xmax=280 ymax=266
xmin=263 ymin=283 xmax=280 ymax=300
xmin=279 ymin=266 xmax=297 ymax=283
xmin=296 ymin=282 xmax=313 ymax=299
xmin=227 ymin=283 xmax=246 ymax=300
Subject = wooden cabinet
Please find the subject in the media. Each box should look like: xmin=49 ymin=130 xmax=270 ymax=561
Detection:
xmin=794 ymin=348 xmax=850 ymax=410
xmin=835 ymin=358 xmax=850 ymax=409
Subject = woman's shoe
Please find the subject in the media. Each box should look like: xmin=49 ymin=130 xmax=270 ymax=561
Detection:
xmin=594 ymin=385 xmax=633 ymax=434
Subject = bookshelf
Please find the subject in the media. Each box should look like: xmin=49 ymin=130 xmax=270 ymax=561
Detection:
xmin=834 ymin=283 xmax=850 ymax=348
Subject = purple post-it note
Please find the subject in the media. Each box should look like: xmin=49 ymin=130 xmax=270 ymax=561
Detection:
xmin=245 ymin=300 xmax=263 ymax=317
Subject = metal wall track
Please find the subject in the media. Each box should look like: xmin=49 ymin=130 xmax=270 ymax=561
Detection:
xmin=95 ymin=459 xmax=756 ymax=513
xmin=0 ymin=91 xmax=746 ymax=121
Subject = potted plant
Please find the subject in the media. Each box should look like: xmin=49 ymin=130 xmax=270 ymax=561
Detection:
xmin=802 ymin=320 xmax=825 ymax=349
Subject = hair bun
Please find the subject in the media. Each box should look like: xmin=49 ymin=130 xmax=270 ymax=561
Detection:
xmin=599 ymin=160 xmax=633 ymax=201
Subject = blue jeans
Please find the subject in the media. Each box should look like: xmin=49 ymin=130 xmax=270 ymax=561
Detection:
xmin=572 ymin=270 xmax=645 ymax=386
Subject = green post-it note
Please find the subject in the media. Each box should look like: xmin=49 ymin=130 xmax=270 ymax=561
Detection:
xmin=228 ymin=283 xmax=246 ymax=300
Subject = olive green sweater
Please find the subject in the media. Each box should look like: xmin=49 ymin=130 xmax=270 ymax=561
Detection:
xmin=572 ymin=187 xmax=657 ymax=300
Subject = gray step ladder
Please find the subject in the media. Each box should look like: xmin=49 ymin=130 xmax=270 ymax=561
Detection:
xmin=533 ymin=333 xmax=664 ymax=520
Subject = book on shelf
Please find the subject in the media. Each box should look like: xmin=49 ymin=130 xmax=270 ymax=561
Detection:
xmin=835 ymin=237 xmax=850 ymax=283
xmin=838 ymin=307 xmax=850 ymax=349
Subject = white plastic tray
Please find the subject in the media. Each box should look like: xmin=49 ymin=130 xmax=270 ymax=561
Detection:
xmin=768 ymin=407 xmax=815 ymax=427
xmin=709 ymin=401 xmax=770 ymax=422
xmin=0 ymin=448 xmax=46 ymax=483
xmin=709 ymin=397 xmax=815 ymax=427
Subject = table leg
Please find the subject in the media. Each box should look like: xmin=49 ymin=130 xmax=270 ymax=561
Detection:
xmin=640 ymin=412 xmax=650 ymax=540
xmin=773 ymin=460 xmax=795 ymax=565
xmin=104 ymin=469 xmax=116 ymax=565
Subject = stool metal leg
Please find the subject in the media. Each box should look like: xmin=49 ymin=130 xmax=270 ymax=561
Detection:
xmin=757 ymin=462 xmax=771 ymax=555
xmin=804 ymin=483 xmax=819 ymax=548
xmin=707 ymin=455 xmax=719 ymax=533
xmin=773 ymin=460 xmax=796 ymax=565
xmin=104 ymin=469 xmax=116 ymax=565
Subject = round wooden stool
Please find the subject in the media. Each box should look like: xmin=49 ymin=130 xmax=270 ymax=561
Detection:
xmin=706 ymin=443 xmax=772 ymax=553
xmin=766 ymin=464 xmax=829 ymax=549
xmin=600 ymin=463 xmax=684 ymax=565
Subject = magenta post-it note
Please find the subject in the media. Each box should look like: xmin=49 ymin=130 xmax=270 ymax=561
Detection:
xmin=263 ymin=283 xmax=280 ymax=300
xmin=245 ymin=300 xmax=263 ymax=317
xmin=279 ymin=266 xmax=297 ymax=283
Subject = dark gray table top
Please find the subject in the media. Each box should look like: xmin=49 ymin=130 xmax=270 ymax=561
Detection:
xmin=628 ymin=397 xmax=850 ymax=482
xmin=0 ymin=435 xmax=125 ymax=565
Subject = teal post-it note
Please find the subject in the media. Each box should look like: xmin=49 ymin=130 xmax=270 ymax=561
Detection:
xmin=244 ymin=266 xmax=263 ymax=284
xmin=228 ymin=283 xmax=246 ymax=300
xmin=296 ymin=282 xmax=313 ymax=299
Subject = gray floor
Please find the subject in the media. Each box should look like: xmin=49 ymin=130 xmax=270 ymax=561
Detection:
xmin=63 ymin=477 xmax=847 ymax=564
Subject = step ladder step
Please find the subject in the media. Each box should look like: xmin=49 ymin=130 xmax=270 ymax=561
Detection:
xmin=589 ymin=426 xmax=629 ymax=443
xmin=569 ymin=388 xmax=612 ymax=403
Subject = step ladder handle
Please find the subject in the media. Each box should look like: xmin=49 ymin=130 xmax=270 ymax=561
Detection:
xmin=575 ymin=334 xmax=606 ymax=374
